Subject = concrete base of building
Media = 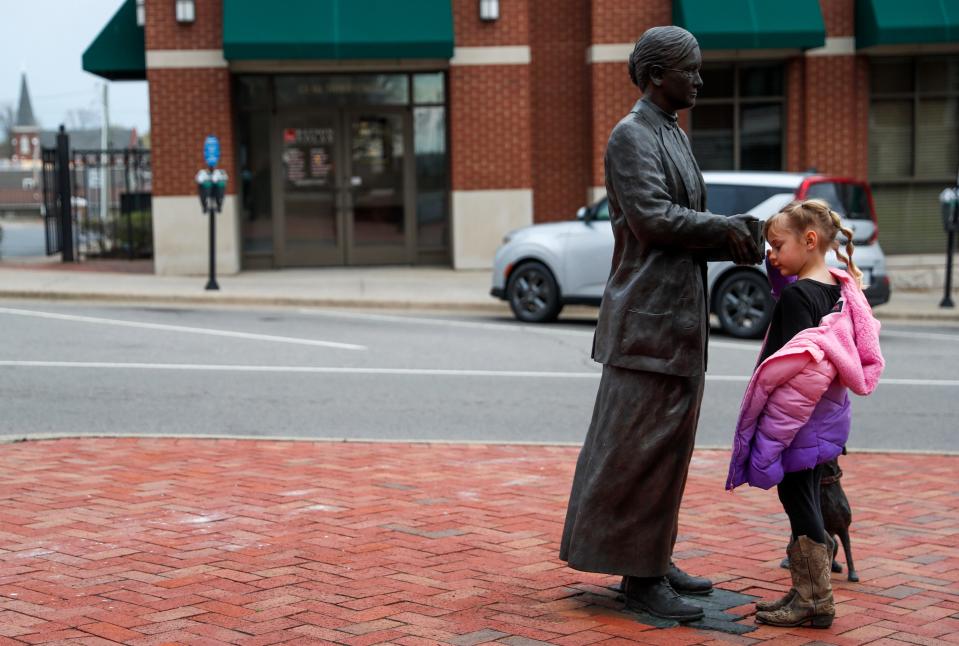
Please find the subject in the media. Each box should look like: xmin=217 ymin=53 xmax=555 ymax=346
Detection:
xmin=452 ymin=189 xmax=533 ymax=270
xmin=587 ymin=186 xmax=607 ymax=206
xmin=886 ymin=253 xmax=959 ymax=292
xmin=152 ymin=195 xmax=240 ymax=276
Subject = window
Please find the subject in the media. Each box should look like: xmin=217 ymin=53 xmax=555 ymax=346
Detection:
xmin=705 ymin=184 xmax=792 ymax=216
xmin=413 ymin=73 xmax=449 ymax=252
xmin=691 ymin=63 xmax=785 ymax=171
xmin=235 ymin=76 xmax=274 ymax=257
xmin=869 ymin=56 xmax=959 ymax=253
xmin=869 ymin=57 xmax=959 ymax=181
xmin=234 ymin=72 xmax=450 ymax=263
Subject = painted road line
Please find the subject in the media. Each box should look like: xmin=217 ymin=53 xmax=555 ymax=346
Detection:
xmin=1 ymin=361 xmax=958 ymax=386
xmin=879 ymin=329 xmax=959 ymax=343
xmin=0 ymin=307 xmax=366 ymax=351
xmin=297 ymin=309 xmax=761 ymax=351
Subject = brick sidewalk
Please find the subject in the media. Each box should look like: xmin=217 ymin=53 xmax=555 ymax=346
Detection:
xmin=0 ymin=438 xmax=956 ymax=645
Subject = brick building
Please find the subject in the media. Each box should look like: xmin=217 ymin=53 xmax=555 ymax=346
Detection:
xmin=83 ymin=0 xmax=959 ymax=274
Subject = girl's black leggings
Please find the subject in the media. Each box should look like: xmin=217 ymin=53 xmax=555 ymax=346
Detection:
xmin=777 ymin=464 xmax=827 ymax=544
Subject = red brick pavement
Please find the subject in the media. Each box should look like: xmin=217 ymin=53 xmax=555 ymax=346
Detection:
xmin=0 ymin=438 xmax=956 ymax=645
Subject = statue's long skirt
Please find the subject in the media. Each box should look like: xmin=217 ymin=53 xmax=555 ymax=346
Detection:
xmin=559 ymin=365 xmax=705 ymax=577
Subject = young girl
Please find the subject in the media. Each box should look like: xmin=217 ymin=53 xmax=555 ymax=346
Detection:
xmin=726 ymin=199 xmax=884 ymax=629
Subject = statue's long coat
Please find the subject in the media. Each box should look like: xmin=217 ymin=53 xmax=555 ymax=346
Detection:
xmin=560 ymin=97 xmax=734 ymax=577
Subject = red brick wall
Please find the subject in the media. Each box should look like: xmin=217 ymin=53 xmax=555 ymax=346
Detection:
xmin=589 ymin=63 xmax=640 ymax=187
xmin=148 ymin=68 xmax=235 ymax=196
xmin=786 ymin=58 xmax=806 ymax=172
xmin=452 ymin=0 xmax=529 ymax=46
xmin=801 ymin=55 xmax=868 ymax=179
xmin=144 ymin=0 xmax=234 ymax=197
xmin=820 ymin=0 xmax=854 ymax=36
xmin=450 ymin=65 xmax=533 ymax=190
xmin=449 ymin=0 xmax=533 ymax=191
xmin=529 ymin=0 xmax=591 ymax=221
xmin=784 ymin=1 xmax=867 ymax=178
xmin=144 ymin=0 xmax=221 ymax=50
xmin=588 ymin=0 xmax=671 ymax=187
xmin=591 ymin=0 xmax=671 ymax=44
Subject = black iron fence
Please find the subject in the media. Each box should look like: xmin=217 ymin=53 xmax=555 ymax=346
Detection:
xmin=41 ymin=129 xmax=152 ymax=260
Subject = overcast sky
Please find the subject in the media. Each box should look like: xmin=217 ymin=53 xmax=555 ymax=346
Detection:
xmin=1 ymin=0 xmax=150 ymax=133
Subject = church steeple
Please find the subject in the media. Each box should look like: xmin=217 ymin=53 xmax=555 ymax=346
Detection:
xmin=15 ymin=73 xmax=37 ymax=128
xmin=11 ymin=72 xmax=40 ymax=164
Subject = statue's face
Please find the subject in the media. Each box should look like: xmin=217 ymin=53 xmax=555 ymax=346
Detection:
xmin=657 ymin=46 xmax=703 ymax=111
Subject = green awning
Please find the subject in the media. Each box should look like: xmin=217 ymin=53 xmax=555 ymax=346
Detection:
xmin=82 ymin=0 xmax=145 ymax=80
xmin=856 ymin=0 xmax=959 ymax=48
xmin=673 ymin=0 xmax=826 ymax=50
xmin=223 ymin=0 xmax=454 ymax=60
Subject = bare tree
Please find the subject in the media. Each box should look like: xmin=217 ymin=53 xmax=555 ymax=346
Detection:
xmin=0 ymin=103 xmax=13 ymax=157
xmin=65 ymin=108 xmax=100 ymax=130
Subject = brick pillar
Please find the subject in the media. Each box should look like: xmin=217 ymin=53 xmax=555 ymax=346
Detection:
xmin=449 ymin=0 xmax=535 ymax=268
xmin=528 ymin=0 xmax=591 ymax=222
xmin=796 ymin=0 xmax=868 ymax=178
xmin=587 ymin=0 xmax=672 ymax=203
xmin=144 ymin=0 xmax=239 ymax=275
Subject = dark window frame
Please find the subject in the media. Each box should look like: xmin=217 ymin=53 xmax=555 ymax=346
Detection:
xmin=231 ymin=71 xmax=452 ymax=263
xmin=690 ymin=61 xmax=787 ymax=171
xmin=869 ymin=55 xmax=959 ymax=185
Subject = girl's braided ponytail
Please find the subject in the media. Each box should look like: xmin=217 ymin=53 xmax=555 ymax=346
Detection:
xmin=828 ymin=208 xmax=863 ymax=288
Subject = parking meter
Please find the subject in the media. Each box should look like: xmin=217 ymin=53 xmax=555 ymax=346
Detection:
xmin=210 ymin=169 xmax=228 ymax=213
xmin=196 ymin=168 xmax=212 ymax=211
xmin=941 ymin=188 xmax=959 ymax=233
xmin=940 ymin=187 xmax=958 ymax=307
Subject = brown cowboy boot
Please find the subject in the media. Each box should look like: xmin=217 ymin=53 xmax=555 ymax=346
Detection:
xmin=756 ymin=538 xmax=796 ymax=612
xmin=757 ymin=535 xmax=834 ymax=612
xmin=756 ymin=536 xmax=834 ymax=628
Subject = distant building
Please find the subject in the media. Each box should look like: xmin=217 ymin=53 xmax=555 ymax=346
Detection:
xmin=81 ymin=0 xmax=959 ymax=276
xmin=9 ymin=74 xmax=40 ymax=168
xmin=1 ymin=73 xmax=143 ymax=221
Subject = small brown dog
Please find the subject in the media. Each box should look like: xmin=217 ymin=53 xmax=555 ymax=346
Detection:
xmin=780 ymin=456 xmax=858 ymax=582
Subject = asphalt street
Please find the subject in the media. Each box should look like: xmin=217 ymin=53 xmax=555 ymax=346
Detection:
xmin=1 ymin=299 xmax=956 ymax=452
xmin=0 ymin=220 xmax=45 ymax=258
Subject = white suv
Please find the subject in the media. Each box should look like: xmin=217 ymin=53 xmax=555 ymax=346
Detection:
xmin=490 ymin=171 xmax=890 ymax=338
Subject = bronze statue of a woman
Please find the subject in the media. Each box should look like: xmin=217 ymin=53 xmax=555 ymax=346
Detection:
xmin=559 ymin=25 xmax=762 ymax=622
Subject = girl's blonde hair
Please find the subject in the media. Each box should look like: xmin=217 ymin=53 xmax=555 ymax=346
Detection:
xmin=763 ymin=198 xmax=863 ymax=288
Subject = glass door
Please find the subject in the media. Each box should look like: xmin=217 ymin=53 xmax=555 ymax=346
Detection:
xmin=275 ymin=112 xmax=345 ymax=266
xmin=345 ymin=111 xmax=414 ymax=264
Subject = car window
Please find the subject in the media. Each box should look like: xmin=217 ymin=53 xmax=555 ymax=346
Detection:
xmin=803 ymin=182 xmax=872 ymax=220
xmin=594 ymin=198 xmax=610 ymax=220
xmin=705 ymin=184 xmax=794 ymax=215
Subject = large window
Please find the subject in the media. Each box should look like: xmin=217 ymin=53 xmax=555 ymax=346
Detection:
xmin=691 ymin=63 xmax=785 ymax=171
xmin=234 ymin=72 xmax=450 ymax=265
xmin=869 ymin=57 xmax=959 ymax=253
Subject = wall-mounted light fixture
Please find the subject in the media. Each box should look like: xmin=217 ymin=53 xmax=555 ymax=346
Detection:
xmin=175 ymin=0 xmax=195 ymax=24
xmin=135 ymin=0 xmax=145 ymax=26
xmin=479 ymin=0 xmax=499 ymax=21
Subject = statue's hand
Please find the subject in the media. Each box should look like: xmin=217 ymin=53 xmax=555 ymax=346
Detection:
xmin=727 ymin=214 xmax=763 ymax=265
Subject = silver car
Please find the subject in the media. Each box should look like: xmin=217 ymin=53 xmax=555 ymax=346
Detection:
xmin=491 ymin=171 xmax=891 ymax=338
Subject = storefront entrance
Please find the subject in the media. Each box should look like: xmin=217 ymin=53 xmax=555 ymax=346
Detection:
xmin=277 ymin=110 xmax=413 ymax=266
xmin=237 ymin=73 xmax=449 ymax=269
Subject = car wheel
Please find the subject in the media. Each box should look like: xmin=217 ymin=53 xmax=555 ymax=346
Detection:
xmin=714 ymin=271 xmax=773 ymax=339
xmin=506 ymin=261 xmax=563 ymax=323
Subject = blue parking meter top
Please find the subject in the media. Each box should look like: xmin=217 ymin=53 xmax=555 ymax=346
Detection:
xmin=203 ymin=135 xmax=220 ymax=167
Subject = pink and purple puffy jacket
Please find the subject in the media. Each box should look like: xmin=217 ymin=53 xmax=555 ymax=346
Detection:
xmin=726 ymin=267 xmax=884 ymax=490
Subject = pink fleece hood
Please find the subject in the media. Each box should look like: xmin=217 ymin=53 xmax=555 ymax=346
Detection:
xmin=790 ymin=267 xmax=884 ymax=396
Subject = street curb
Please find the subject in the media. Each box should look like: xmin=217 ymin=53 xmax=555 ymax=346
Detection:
xmin=2 ymin=289 xmax=957 ymax=322
xmin=874 ymin=309 xmax=959 ymax=322
xmin=2 ymin=433 xmax=958 ymax=456
xmin=0 ymin=289 xmax=510 ymax=313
